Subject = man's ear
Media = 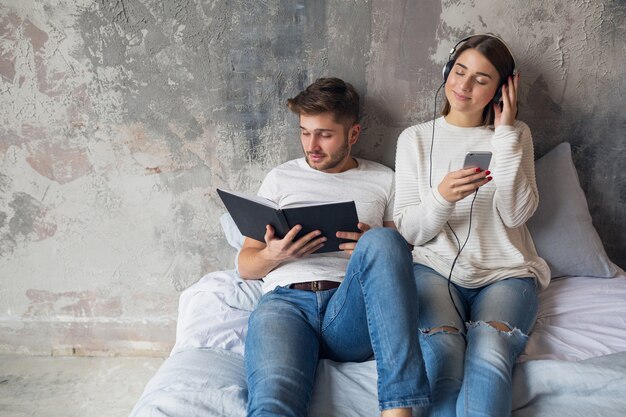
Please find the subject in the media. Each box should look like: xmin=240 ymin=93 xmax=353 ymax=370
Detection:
xmin=349 ymin=123 xmax=361 ymax=145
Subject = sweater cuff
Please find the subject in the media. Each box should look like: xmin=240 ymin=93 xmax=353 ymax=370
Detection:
xmin=493 ymin=125 xmax=522 ymax=152
xmin=493 ymin=125 xmax=520 ymax=144
xmin=494 ymin=124 xmax=516 ymax=135
xmin=431 ymin=186 xmax=455 ymax=209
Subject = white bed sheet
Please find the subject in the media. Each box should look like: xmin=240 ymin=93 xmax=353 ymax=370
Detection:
xmin=173 ymin=267 xmax=626 ymax=362
xmin=519 ymin=268 xmax=626 ymax=362
xmin=130 ymin=347 xmax=626 ymax=417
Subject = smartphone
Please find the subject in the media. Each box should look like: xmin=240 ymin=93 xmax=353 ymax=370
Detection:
xmin=463 ymin=151 xmax=492 ymax=171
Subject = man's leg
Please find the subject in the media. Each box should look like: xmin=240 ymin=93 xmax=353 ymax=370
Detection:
xmin=322 ymin=228 xmax=431 ymax=413
xmin=245 ymin=288 xmax=320 ymax=417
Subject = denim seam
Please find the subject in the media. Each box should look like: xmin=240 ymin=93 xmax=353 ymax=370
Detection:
xmin=380 ymin=396 xmax=431 ymax=410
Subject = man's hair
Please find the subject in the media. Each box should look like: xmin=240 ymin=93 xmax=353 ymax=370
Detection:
xmin=287 ymin=77 xmax=360 ymax=127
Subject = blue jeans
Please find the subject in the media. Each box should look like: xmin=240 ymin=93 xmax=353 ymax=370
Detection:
xmin=245 ymin=228 xmax=431 ymax=416
xmin=413 ymin=263 xmax=538 ymax=417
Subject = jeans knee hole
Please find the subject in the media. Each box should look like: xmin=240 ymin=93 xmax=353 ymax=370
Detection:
xmin=421 ymin=325 xmax=460 ymax=335
xmin=487 ymin=320 xmax=514 ymax=333
xmin=471 ymin=320 xmax=524 ymax=337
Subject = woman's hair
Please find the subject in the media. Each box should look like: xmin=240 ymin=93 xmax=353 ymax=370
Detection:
xmin=441 ymin=34 xmax=516 ymax=126
xmin=287 ymin=77 xmax=360 ymax=128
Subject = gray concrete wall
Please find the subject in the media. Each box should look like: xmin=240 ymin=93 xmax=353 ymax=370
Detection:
xmin=1 ymin=0 xmax=624 ymax=355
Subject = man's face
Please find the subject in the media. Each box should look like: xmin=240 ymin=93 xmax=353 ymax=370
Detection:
xmin=299 ymin=112 xmax=360 ymax=173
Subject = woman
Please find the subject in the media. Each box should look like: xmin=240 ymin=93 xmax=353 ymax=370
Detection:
xmin=394 ymin=34 xmax=550 ymax=417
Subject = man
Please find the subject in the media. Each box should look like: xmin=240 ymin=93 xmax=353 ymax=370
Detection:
xmin=239 ymin=77 xmax=430 ymax=417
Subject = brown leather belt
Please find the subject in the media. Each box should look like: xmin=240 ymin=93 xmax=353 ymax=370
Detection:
xmin=289 ymin=280 xmax=341 ymax=292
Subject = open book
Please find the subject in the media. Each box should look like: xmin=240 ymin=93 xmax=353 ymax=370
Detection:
xmin=216 ymin=188 xmax=359 ymax=254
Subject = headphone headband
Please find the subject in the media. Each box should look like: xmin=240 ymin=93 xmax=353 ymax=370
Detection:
xmin=447 ymin=35 xmax=472 ymax=59
xmin=447 ymin=33 xmax=516 ymax=74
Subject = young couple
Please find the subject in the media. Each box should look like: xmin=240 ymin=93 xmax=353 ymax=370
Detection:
xmin=238 ymin=34 xmax=550 ymax=417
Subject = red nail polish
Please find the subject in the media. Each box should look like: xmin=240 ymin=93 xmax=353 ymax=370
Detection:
xmin=487 ymin=176 xmax=493 ymax=181
xmin=475 ymin=168 xmax=481 ymax=173
xmin=485 ymin=170 xmax=491 ymax=175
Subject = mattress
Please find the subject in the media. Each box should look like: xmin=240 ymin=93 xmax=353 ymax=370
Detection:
xmin=130 ymin=268 xmax=626 ymax=417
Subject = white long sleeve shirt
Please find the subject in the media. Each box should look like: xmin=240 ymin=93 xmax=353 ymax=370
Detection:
xmin=394 ymin=117 xmax=550 ymax=289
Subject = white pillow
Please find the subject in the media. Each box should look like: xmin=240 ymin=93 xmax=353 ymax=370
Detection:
xmin=527 ymin=142 xmax=617 ymax=278
xmin=220 ymin=213 xmax=245 ymax=250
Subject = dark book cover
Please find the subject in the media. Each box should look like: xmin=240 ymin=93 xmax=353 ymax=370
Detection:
xmin=217 ymin=188 xmax=359 ymax=253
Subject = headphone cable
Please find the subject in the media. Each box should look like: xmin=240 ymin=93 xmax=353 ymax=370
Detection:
xmin=429 ymin=82 xmax=446 ymax=189
xmin=446 ymin=189 xmax=479 ymax=324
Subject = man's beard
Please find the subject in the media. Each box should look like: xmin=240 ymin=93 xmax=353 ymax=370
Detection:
xmin=304 ymin=139 xmax=350 ymax=172
xmin=305 ymin=141 xmax=350 ymax=171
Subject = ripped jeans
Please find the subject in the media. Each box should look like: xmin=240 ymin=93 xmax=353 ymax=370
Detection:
xmin=412 ymin=263 xmax=538 ymax=417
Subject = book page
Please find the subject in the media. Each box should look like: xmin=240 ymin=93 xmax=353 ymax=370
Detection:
xmin=285 ymin=200 xmax=353 ymax=209
xmin=221 ymin=189 xmax=278 ymax=209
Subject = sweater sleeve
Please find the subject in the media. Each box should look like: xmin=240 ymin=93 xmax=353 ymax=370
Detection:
xmin=491 ymin=122 xmax=539 ymax=228
xmin=393 ymin=126 xmax=455 ymax=245
xmin=384 ymin=174 xmax=396 ymax=223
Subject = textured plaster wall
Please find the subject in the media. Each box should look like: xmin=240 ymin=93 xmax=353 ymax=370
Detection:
xmin=0 ymin=0 xmax=624 ymax=355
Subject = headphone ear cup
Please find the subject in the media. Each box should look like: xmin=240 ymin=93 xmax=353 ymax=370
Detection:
xmin=493 ymin=72 xmax=514 ymax=103
xmin=443 ymin=60 xmax=454 ymax=82
xmin=492 ymin=84 xmax=503 ymax=103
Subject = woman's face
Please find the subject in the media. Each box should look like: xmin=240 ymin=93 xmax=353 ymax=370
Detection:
xmin=444 ymin=48 xmax=501 ymax=122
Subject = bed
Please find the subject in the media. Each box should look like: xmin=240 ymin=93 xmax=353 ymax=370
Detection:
xmin=129 ymin=143 xmax=626 ymax=417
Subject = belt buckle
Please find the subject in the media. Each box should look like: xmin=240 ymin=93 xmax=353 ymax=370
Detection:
xmin=311 ymin=281 xmax=318 ymax=291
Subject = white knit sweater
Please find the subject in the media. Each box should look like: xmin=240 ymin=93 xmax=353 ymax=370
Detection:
xmin=394 ymin=117 xmax=550 ymax=289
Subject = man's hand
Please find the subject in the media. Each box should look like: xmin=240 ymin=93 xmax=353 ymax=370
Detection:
xmin=238 ymin=224 xmax=326 ymax=279
xmin=262 ymin=224 xmax=326 ymax=263
xmin=336 ymin=222 xmax=371 ymax=256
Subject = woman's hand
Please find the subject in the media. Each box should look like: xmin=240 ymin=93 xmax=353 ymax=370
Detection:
xmin=438 ymin=167 xmax=492 ymax=203
xmin=494 ymin=72 xmax=520 ymax=128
